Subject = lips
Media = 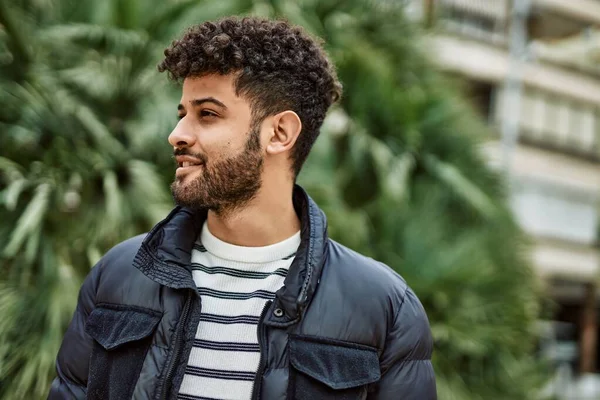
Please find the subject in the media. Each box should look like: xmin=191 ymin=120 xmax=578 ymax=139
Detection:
xmin=173 ymin=155 xmax=205 ymax=179
xmin=180 ymin=161 xmax=202 ymax=168
xmin=175 ymin=155 xmax=205 ymax=168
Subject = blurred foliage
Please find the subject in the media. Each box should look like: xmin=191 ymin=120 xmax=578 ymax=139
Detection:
xmin=0 ymin=0 xmax=546 ymax=399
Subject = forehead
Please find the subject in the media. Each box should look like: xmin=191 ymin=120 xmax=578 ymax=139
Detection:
xmin=180 ymin=74 xmax=245 ymax=106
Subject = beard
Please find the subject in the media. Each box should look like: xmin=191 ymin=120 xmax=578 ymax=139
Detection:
xmin=170 ymin=125 xmax=264 ymax=215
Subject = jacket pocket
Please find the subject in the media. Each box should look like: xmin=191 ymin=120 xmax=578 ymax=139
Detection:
xmin=288 ymin=335 xmax=381 ymax=400
xmin=84 ymin=303 xmax=162 ymax=400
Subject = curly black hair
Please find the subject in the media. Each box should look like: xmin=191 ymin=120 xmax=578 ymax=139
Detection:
xmin=158 ymin=16 xmax=342 ymax=176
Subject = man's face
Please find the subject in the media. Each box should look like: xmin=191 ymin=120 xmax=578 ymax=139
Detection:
xmin=168 ymin=74 xmax=264 ymax=213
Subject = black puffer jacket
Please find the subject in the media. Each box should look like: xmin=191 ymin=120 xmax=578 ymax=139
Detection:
xmin=49 ymin=186 xmax=436 ymax=399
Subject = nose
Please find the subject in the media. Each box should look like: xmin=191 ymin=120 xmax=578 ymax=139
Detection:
xmin=168 ymin=120 xmax=196 ymax=149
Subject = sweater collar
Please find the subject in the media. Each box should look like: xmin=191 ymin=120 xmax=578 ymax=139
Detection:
xmin=199 ymin=222 xmax=300 ymax=264
xmin=132 ymin=185 xmax=328 ymax=324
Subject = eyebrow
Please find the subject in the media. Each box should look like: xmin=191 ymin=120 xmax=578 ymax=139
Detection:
xmin=178 ymin=97 xmax=227 ymax=111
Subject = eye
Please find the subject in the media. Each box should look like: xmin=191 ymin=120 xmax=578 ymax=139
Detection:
xmin=200 ymin=109 xmax=217 ymax=118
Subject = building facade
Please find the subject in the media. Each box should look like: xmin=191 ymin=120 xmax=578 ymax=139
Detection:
xmin=409 ymin=0 xmax=600 ymax=397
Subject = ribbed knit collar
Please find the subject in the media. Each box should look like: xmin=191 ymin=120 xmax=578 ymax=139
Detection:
xmin=200 ymin=223 xmax=300 ymax=264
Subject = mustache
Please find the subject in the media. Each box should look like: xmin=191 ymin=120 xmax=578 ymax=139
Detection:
xmin=173 ymin=148 xmax=208 ymax=164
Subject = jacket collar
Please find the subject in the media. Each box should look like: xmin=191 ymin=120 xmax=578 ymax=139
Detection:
xmin=132 ymin=185 xmax=328 ymax=325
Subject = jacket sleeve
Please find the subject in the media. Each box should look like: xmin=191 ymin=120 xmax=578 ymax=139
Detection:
xmin=369 ymin=288 xmax=437 ymax=400
xmin=48 ymin=261 xmax=102 ymax=399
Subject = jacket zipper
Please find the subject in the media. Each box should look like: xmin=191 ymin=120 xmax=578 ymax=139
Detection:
xmin=161 ymin=290 xmax=193 ymax=400
xmin=251 ymin=300 xmax=272 ymax=400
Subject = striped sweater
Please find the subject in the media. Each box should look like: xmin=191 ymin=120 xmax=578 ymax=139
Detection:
xmin=177 ymin=223 xmax=300 ymax=400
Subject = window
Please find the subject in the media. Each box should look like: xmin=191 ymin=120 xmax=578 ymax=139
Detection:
xmin=543 ymin=99 xmax=560 ymax=143
xmin=580 ymin=109 xmax=595 ymax=150
xmin=557 ymin=102 xmax=571 ymax=145
xmin=467 ymin=80 xmax=495 ymax=122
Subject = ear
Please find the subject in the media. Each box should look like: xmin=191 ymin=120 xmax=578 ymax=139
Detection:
xmin=265 ymin=110 xmax=302 ymax=156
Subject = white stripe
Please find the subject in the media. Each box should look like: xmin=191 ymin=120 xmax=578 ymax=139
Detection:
xmin=195 ymin=321 xmax=259 ymax=343
xmin=186 ymin=347 xmax=261 ymax=371
xmin=192 ymin=269 xmax=286 ymax=293
xmin=199 ymin=296 xmax=269 ymax=318
xmin=178 ymin=375 xmax=254 ymax=400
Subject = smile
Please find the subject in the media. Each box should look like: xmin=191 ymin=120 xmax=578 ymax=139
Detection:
xmin=174 ymin=156 xmax=205 ymax=178
xmin=174 ymin=155 xmax=205 ymax=170
xmin=179 ymin=161 xmax=202 ymax=168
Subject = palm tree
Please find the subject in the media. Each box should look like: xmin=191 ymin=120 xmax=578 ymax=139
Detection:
xmin=0 ymin=0 xmax=213 ymax=397
xmin=0 ymin=0 xmax=545 ymax=399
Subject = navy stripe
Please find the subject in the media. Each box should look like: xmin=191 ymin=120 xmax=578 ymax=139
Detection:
xmin=281 ymin=252 xmax=296 ymax=260
xmin=191 ymin=263 xmax=288 ymax=279
xmin=178 ymin=394 xmax=221 ymax=400
xmin=193 ymin=339 xmax=260 ymax=352
xmin=198 ymin=288 xmax=275 ymax=300
xmin=193 ymin=243 xmax=207 ymax=252
xmin=184 ymin=366 xmax=256 ymax=381
xmin=199 ymin=313 xmax=260 ymax=325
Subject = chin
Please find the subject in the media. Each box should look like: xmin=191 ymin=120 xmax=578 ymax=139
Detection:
xmin=171 ymin=182 xmax=198 ymax=206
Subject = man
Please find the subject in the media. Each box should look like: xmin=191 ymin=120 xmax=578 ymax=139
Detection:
xmin=49 ymin=16 xmax=436 ymax=400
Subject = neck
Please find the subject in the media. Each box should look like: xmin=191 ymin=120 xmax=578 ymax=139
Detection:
xmin=206 ymin=182 xmax=300 ymax=247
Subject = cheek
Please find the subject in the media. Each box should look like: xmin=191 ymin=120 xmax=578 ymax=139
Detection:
xmin=202 ymin=124 xmax=238 ymax=148
xmin=199 ymin=119 xmax=251 ymax=156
